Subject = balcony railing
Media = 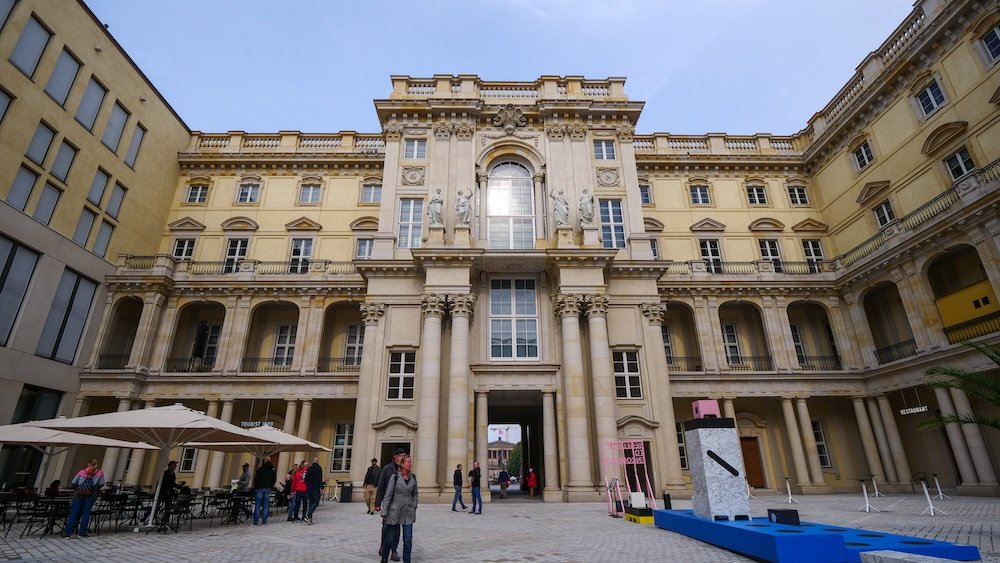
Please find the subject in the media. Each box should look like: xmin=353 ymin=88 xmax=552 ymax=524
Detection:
xmin=725 ymin=356 xmax=773 ymax=371
xmin=96 ymin=354 xmax=129 ymax=370
xmin=874 ymin=339 xmax=917 ymax=364
xmin=797 ymin=355 xmax=843 ymax=371
xmin=115 ymin=257 xmax=358 ymax=277
xmin=943 ymin=311 xmax=1000 ymax=345
xmin=317 ymin=357 xmax=363 ymax=373
xmin=665 ymin=356 xmax=703 ymax=372
xmin=779 ymin=261 xmax=822 ymax=274
xmin=164 ymin=357 xmax=217 ymax=373
xmin=256 ymin=260 xmax=311 ymax=274
xmin=241 ymin=358 xmax=295 ymax=373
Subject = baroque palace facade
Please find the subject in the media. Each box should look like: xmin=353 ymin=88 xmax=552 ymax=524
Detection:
xmin=1 ymin=0 xmax=1000 ymax=500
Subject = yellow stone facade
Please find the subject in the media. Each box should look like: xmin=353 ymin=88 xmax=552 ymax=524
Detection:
xmin=2 ymin=0 xmax=1000 ymax=499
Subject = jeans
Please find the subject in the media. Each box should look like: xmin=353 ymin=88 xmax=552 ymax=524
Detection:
xmin=306 ymin=489 xmax=320 ymax=518
xmin=289 ymin=491 xmax=306 ymax=519
xmin=253 ymin=488 xmax=270 ymax=524
xmin=451 ymin=485 xmax=466 ymax=509
xmin=380 ymin=519 xmax=400 ymax=557
xmin=471 ymin=486 xmax=482 ymax=513
xmin=65 ymin=495 xmax=96 ymax=536
xmin=383 ymin=523 xmax=413 ymax=563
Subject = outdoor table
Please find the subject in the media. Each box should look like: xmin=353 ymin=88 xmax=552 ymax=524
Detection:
xmin=20 ymin=497 xmax=70 ymax=538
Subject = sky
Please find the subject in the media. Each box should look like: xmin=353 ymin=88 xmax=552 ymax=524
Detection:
xmin=489 ymin=424 xmax=521 ymax=443
xmin=85 ymin=1 xmax=915 ymax=136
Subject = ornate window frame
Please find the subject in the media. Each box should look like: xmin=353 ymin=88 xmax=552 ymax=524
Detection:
xmin=297 ymin=176 xmax=324 ymax=206
xmin=182 ymin=176 xmax=212 ymax=206
xmin=359 ymin=177 xmax=383 ymax=206
xmin=742 ymin=177 xmax=770 ymax=207
xmin=686 ymin=177 xmax=713 ymax=207
xmin=235 ymin=175 xmax=263 ymax=206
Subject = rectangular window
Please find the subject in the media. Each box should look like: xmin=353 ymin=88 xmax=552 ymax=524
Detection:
xmin=26 ymin=122 xmax=55 ymax=165
xmin=387 ymin=351 xmax=416 ymax=399
xmin=593 ymin=140 xmax=616 ymax=160
xmin=788 ymin=186 xmax=809 ymax=205
xmin=344 ymin=324 xmax=364 ymax=365
xmin=273 ymin=325 xmax=297 ymax=366
xmin=803 ymin=239 xmax=824 ymax=273
xmin=289 ymin=238 xmax=312 ymax=273
xmin=203 ymin=324 xmax=222 ymax=365
xmin=790 ymin=324 xmax=806 ymax=365
xmin=185 ymin=184 xmax=208 ymax=204
xmin=874 ymin=200 xmax=895 ymax=227
xmin=811 ymin=420 xmax=832 ymax=468
xmin=93 ymin=221 xmax=113 ymax=257
xmin=331 ymin=423 xmax=353 ymax=471
xmin=403 ymin=139 xmax=426 ymax=159
xmin=172 ymin=238 xmax=195 ymax=259
xmin=75 ymin=78 xmax=107 ymax=131
xmin=236 ymin=183 xmax=260 ymax=204
xmin=86 ymin=169 xmax=109 ymax=206
xmin=600 ymin=199 xmax=626 ymax=249
xmin=179 ymin=448 xmax=197 ymax=473
xmin=0 ymin=236 xmax=40 ymax=346
xmin=985 ymin=25 xmax=1000 ymax=60
xmin=490 ymin=279 xmax=538 ymax=359
xmin=106 ymin=183 xmax=126 ymax=218
xmin=854 ymin=141 xmax=874 ymax=170
xmin=72 ymin=208 xmax=96 ymax=246
xmin=690 ymin=185 xmax=710 ymax=205
xmin=9 ymin=15 xmax=51 ymax=78
xmin=639 ymin=184 xmax=652 ymax=205
xmin=123 ymin=123 xmax=145 ymax=168
xmin=0 ymin=88 xmax=11 ymax=124
xmin=223 ymin=238 xmax=248 ymax=273
xmin=36 ymin=268 xmax=97 ymax=363
xmin=397 ymin=198 xmax=423 ymax=248
xmin=661 ymin=323 xmax=674 ymax=364
xmin=649 ymin=238 xmax=659 ymax=260
xmin=101 ymin=102 xmax=129 ymax=153
xmin=675 ymin=422 xmax=688 ymax=470
xmin=487 ymin=173 xmax=534 ymax=250
xmin=700 ymin=239 xmax=722 ymax=273
xmin=746 ymin=185 xmax=768 ymax=205
xmin=0 ymin=0 xmax=13 ymax=31
xmin=758 ymin=239 xmax=782 ymax=272
xmin=355 ymin=238 xmax=373 ymax=259
xmin=613 ymin=350 xmax=642 ymax=398
xmin=7 ymin=166 xmax=39 ymax=211
xmin=50 ymin=140 xmax=77 ymax=182
xmin=43 ymin=49 xmax=80 ymax=106
xmin=722 ymin=324 xmax=742 ymax=365
xmin=299 ymin=183 xmax=321 ymax=204
xmin=917 ymin=80 xmax=945 ymax=116
xmin=361 ymin=183 xmax=382 ymax=203
xmin=945 ymin=147 xmax=976 ymax=180
xmin=32 ymin=182 xmax=60 ymax=225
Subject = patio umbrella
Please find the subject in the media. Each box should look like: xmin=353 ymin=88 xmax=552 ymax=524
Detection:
xmin=28 ymin=403 xmax=271 ymax=526
xmin=186 ymin=425 xmax=331 ymax=458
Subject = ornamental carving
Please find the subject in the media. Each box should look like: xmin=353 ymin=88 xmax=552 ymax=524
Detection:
xmin=383 ymin=123 xmax=404 ymax=140
xmin=433 ymin=123 xmax=454 ymax=139
xmin=401 ymin=167 xmax=425 ymax=186
xmin=596 ymin=168 xmax=620 ymax=187
xmin=546 ymin=125 xmax=566 ymax=140
xmin=553 ymin=294 xmax=583 ymax=318
xmin=567 ymin=124 xmax=588 ymax=140
xmin=454 ymin=124 xmax=475 ymax=139
xmin=584 ymin=295 xmax=609 ymax=317
xmin=421 ymin=294 xmax=447 ymax=317
xmin=492 ymin=104 xmax=527 ymax=135
xmin=448 ymin=293 xmax=477 ymax=317
xmin=616 ymin=124 xmax=635 ymax=142
xmin=640 ymin=303 xmax=666 ymax=325
xmin=361 ymin=303 xmax=386 ymax=325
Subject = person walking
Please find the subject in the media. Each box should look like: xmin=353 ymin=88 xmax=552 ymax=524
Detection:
xmin=252 ymin=455 xmax=276 ymax=526
xmin=237 ymin=463 xmax=251 ymax=492
xmin=375 ymin=448 xmax=406 ymax=562
xmin=291 ymin=461 xmax=308 ymax=521
xmin=380 ymin=454 xmax=417 ymax=563
xmin=64 ymin=459 xmax=104 ymax=538
xmin=363 ymin=457 xmax=381 ymax=515
xmin=526 ymin=468 xmax=538 ymax=500
xmin=498 ymin=468 xmax=510 ymax=499
xmin=451 ymin=464 xmax=467 ymax=511
xmin=283 ymin=470 xmax=295 ymax=517
xmin=304 ymin=456 xmax=323 ymax=524
xmin=468 ymin=461 xmax=482 ymax=515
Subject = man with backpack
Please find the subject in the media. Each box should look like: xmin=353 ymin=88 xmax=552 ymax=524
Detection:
xmin=64 ymin=459 xmax=105 ymax=538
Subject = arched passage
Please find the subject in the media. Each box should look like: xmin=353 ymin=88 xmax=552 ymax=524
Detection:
xmin=863 ymin=282 xmax=917 ymax=363
xmin=165 ymin=301 xmax=226 ymax=372
xmin=243 ymin=301 xmax=300 ymax=372
xmin=786 ymin=301 xmax=842 ymax=370
xmin=926 ymin=245 xmax=1000 ymax=343
xmin=718 ymin=301 xmax=772 ymax=371
xmin=97 ymin=297 xmax=142 ymax=369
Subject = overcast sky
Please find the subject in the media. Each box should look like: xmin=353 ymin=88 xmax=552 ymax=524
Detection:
xmin=85 ymin=1 xmax=914 ymax=136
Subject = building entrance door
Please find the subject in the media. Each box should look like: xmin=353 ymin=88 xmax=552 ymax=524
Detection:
xmin=379 ymin=442 xmax=410 ymax=467
xmin=740 ymin=437 xmax=766 ymax=488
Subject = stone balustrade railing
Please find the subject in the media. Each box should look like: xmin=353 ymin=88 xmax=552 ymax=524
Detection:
xmin=388 ymin=75 xmax=628 ymax=101
xmin=632 ymin=134 xmax=802 ymax=156
xmin=187 ymin=131 xmax=384 ymax=154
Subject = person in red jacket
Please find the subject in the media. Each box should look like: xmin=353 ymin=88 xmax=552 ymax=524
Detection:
xmin=526 ymin=468 xmax=538 ymax=500
xmin=287 ymin=461 xmax=309 ymax=521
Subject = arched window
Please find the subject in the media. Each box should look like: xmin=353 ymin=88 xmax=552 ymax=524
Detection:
xmin=487 ymin=161 xmax=534 ymax=249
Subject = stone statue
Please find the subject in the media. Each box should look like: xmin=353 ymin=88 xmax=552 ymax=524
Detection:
xmin=428 ymin=188 xmax=444 ymax=226
xmin=578 ymin=188 xmax=595 ymax=225
xmin=550 ymin=189 xmax=569 ymax=227
xmin=455 ymin=187 xmax=472 ymax=225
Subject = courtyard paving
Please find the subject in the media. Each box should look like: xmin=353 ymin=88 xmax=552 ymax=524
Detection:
xmin=0 ymin=493 xmax=997 ymax=562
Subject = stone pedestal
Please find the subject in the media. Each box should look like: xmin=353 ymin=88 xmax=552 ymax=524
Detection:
xmin=453 ymin=225 xmax=471 ymax=247
xmin=581 ymin=224 xmax=600 ymax=247
xmin=427 ymin=225 xmax=445 ymax=246
xmin=684 ymin=418 xmax=750 ymax=521
xmin=556 ymin=226 xmax=575 ymax=248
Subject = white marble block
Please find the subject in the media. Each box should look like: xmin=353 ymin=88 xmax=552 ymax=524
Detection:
xmin=684 ymin=418 xmax=750 ymax=521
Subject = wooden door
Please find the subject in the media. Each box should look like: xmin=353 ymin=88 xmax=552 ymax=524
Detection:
xmin=740 ymin=437 xmax=766 ymax=488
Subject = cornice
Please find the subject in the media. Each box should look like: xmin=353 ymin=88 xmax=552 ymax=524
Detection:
xmin=609 ymin=261 xmax=670 ymax=279
xmin=371 ymin=416 xmax=419 ymax=431
xmin=355 ymin=260 xmax=421 ymax=279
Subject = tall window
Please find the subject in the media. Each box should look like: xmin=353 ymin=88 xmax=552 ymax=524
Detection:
xmin=237 ymin=182 xmax=260 ymax=204
xmin=36 ymin=269 xmax=97 ymax=363
xmin=51 ymin=141 xmax=77 ymax=182
xmin=639 ymin=184 xmax=652 ymax=205
xmin=44 ymin=49 xmax=80 ymax=106
xmin=87 ymin=169 xmax=109 ymax=205
xmin=600 ymin=199 xmax=626 ymax=249
xmin=106 ymin=183 xmax=126 ymax=218
xmin=758 ymin=239 xmax=782 ymax=272
xmin=172 ymin=239 xmax=195 ymax=259
xmin=490 ymin=279 xmax=538 ymax=359
xmin=331 ymin=423 xmax=353 ymax=471
xmin=75 ymin=78 xmax=107 ymax=131
xmin=361 ymin=183 xmax=382 ymax=203
xmin=487 ymin=162 xmax=534 ymax=249
xmin=917 ymin=79 xmax=945 ymax=116
xmin=690 ymin=185 xmax=710 ymax=205
xmin=593 ymin=140 xmax=616 ymax=160
xmin=984 ymin=24 xmax=1000 ymax=61
xmin=649 ymin=238 xmax=659 ymax=260
xmin=203 ymin=324 xmax=222 ymax=366
xmin=675 ymin=423 xmax=688 ymax=470
xmin=873 ymin=200 xmax=895 ymax=227
xmin=101 ymin=102 xmax=130 ymax=152
xmin=179 ymin=448 xmax=198 ymax=472
xmin=9 ymin=15 xmax=51 ymax=78
xmin=403 ymin=139 xmax=426 ymax=159
xmin=699 ymin=239 xmax=722 ymax=273
xmin=299 ymin=183 xmax=321 ymax=204
xmin=0 ymin=88 xmax=11 ymax=124
xmin=746 ymin=185 xmax=768 ymax=205
xmin=811 ymin=420 xmax=832 ymax=468
xmin=945 ymin=147 xmax=975 ymax=180
xmin=344 ymin=325 xmax=364 ymax=365
xmin=790 ymin=324 xmax=806 ymax=365
xmin=223 ymin=238 xmax=248 ymax=273
xmin=73 ymin=209 xmax=96 ymax=246
xmin=289 ymin=238 xmax=312 ymax=273
xmin=613 ymin=351 xmax=642 ymax=398
xmin=273 ymin=325 xmax=297 ymax=366
xmin=0 ymin=0 xmax=13 ymax=30
xmin=123 ymin=124 xmax=145 ymax=168
xmin=32 ymin=183 xmax=60 ymax=225
xmin=7 ymin=166 xmax=39 ymax=211
xmin=803 ymin=240 xmax=824 ymax=273
xmin=397 ymin=198 xmax=423 ymax=248
xmin=722 ymin=324 xmax=741 ymax=365
xmin=93 ymin=221 xmax=114 ymax=257
xmin=26 ymin=122 xmax=55 ymax=165
xmin=185 ymin=184 xmax=208 ymax=203
xmin=661 ymin=323 xmax=673 ymax=364
xmin=0 ymin=236 xmax=40 ymax=346
xmin=387 ymin=351 xmax=416 ymax=399
xmin=355 ymin=238 xmax=373 ymax=259
xmin=854 ymin=140 xmax=874 ymax=170
xmin=788 ymin=186 xmax=809 ymax=205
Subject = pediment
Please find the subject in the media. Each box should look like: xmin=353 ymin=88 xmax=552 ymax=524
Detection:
xmin=856 ymin=181 xmax=890 ymax=205
xmin=167 ymin=217 xmax=206 ymax=231
xmin=350 ymin=216 xmax=380 ymax=230
xmin=690 ymin=218 xmax=726 ymax=232
xmin=748 ymin=217 xmax=785 ymax=232
xmin=906 ymin=70 xmax=936 ymax=94
xmin=220 ymin=216 xmax=259 ymax=231
xmin=371 ymin=416 xmax=419 ymax=431
xmin=285 ymin=217 xmax=322 ymax=231
xmin=921 ymin=121 xmax=968 ymax=155
xmin=643 ymin=217 xmax=665 ymax=232
xmin=616 ymin=415 xmax=660 ymax=430
xmin=791 ymin=218 xmax=829 ymax=232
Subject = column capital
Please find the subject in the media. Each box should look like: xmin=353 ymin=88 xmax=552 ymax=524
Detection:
xmin=640 ymin=302 xmax=665 ymax=325
xmin=541 ymin=390 xmax=556 ymax=397
xmin=553 ymin=293 xmax=583 ymax=318
xmin=361 ymin=302 xmax=386 ymax=325
xmin=532 ymin=172 xmax=545 ymax=184
xmin=421 ymin=294 xmax=448 ymax=317
xmin=448 ymin=293 xmax=477 ymax=317
xmin=584 ymin=295 xmax=609 ymax=318
xmin=476 ymin=173 xmax=489 ymax=185
xmin=475 ymin=390 xmax=489 ymax=398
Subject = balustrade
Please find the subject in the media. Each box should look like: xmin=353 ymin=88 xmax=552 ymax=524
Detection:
xmin=96 ymin=354 xmax=129 ymax=370
xmin=664 ymin=356 xmax=703 ymax=372
xmin=943 ymin=312 xmax=1000 ymax=345
xmin=317 ymin=357 xmax=363 ymax=373
xmin=164 ymin=357 xmax=216 ymax=373
xmin=797 ymin=355 xmax=843 ymax=371
xmin=873 ymin=339 xmax=917 ymax=364
xmin=240 ymin=358 xmax=294 ymax=373
xmin=725 ymin=356 xmax=774 ymax=371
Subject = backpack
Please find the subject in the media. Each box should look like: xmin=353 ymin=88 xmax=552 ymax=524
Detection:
xmin=76 ymin=475 xmax=95 ymax=497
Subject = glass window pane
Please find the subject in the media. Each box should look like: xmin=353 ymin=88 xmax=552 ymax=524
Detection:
xmin=87 ymin=169 xmax=109 ymax=205
xmin=0 ymin=238 xmax=39 ymax=346
xmin=123 ymin=124 xmax=145 ymax=167
xmin=75 ymin=78 xmax=106 ymax=131
xmin=26 ymin=123 xmax=54 ymax=165
xmin=54 ymin=276 xmax=97 ymax=363
xmin=0 ymin=0 xmax=14 ymax=30
xmin=106 ymin=183 xmax=126 ymax=218
xmin=7 ymin=166 xmax=38 ymax=211
xmin=50 ymin=141 xmax=77 ymax=181
xmin=101 ymin=102 xmax=129 ymax=152
xmin=44 ymin=49 xmax=80 ymax=106
xmin=9 ymin=16 xmax=50 ymax=77
xmin=0 ymin=89 xmax=11 ymax=123
xmin=73 ymin=209 xmax=96 ymax=245
xmin=32 ymin=183 xmax=60 ymax=225
xmin=93 ymin=221 xmax=113 ymax=257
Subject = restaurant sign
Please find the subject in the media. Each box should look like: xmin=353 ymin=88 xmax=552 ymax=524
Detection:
xmin=898 ymin=405 xmax=928 ymax=416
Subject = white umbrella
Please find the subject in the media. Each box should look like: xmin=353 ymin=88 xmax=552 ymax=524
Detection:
xmin=28 ymin=403 xmax=271 ymax=526
xmin=185 ymin=425 xmax=331 ymax=457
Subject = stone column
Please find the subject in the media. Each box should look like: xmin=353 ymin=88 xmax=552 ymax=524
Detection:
xmin=192 ymin=400 xmax=218 ymax=489
xmin=349 ymin=303 xmax=384 ymax=489
xmin=892 ymin=266 xmax=939 ymax=351
xmin=851 ymin=398 xmax=885 ymax=481
xmin=584 ymin=296 xmax=618 ymax=462
xmin=277 ymin=399 xmax=298 ymax=480
xmin=950 ymin=388 xmax=999 ymax=485
xmin=640 ymin=303 xmax=685 ymax=490
xmin=101 ymin=397 xmax=134 ymax=483
xmin=876 ymin=395 xmax=911 ymax=483
xmin=446 ymin=294 xmax=475 ymax=486
xmin=722 ymin=399 xmax=736 ymax=420
xmin=126 ymin=292 xmax=166 ymax=370
xmin=148 ymin=296 xmax=180 ymax=372
xmin=764 ymin=295 xmax=795 ymax=371
xmin=827 ymin=297 xmax=862 ymax=369
xmin=866 ymin=397 xmax=897 ymax=483
xmin=220 ymin=296 xmax=252 ymax=374
xmin=933 ymin=388 xmax=977 ymax=485
xmin=296 ymin=296 xmax=325 ymax=374
xmin=692 ymin=295 xmax=722 ymax=373
xmin=532 ymin=172 xmax=545 ymax=237
xmin=297 ymin=400 xmax=313 ymax=442
xmin=414 ymin=295 xmax=446 ymax=491
xmin=846 ymin=293 xmax=878 ymax=366
xmin=555 ymin=294 xmax=593 ymax=492
xmin=542 ymin=391 xmax=559 ymax=492
xmin=795 ymin=398 xmax=825 ymax=485
xmin=475 ymin=392 xmax=488 ymax=476
xmin=207 ymin=399 xmax=234 ymax=488
xmin=780 ymin=397 xmax=810 ymax=486
xmin=125 ymin=400 xmax=157 ymax=486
